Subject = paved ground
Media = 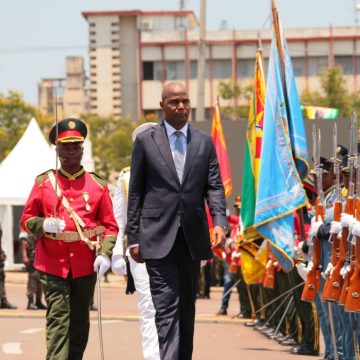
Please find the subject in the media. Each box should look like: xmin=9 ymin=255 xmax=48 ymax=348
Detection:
xmin=0 ymin=271 xmax=325 ymax=359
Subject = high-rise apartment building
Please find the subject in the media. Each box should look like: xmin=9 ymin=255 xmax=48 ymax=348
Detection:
xmin=38 ymin=56 xmax=89 ymax=118
xmin=82 ymin=10 xmax=360 ymax=121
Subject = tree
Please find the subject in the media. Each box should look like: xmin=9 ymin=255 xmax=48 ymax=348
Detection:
xmin=83 ymin=115 xmax=137 ymax=180
xmin=218 ymin=80 xmax=251 ymax=120
xmin=0 ymin=91 xmax=51 ymax=162
xmin=301 ymin=66 xmax=352 ymax=117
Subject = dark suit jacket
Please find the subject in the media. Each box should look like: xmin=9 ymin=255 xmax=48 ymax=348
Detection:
xmin=126 ymin=121 xmax=227 ymax=260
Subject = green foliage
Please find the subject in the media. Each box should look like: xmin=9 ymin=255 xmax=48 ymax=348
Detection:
xmin=301 ymin=66 xmax=353 ymax=117
xmin=0 ymin=91 xmax=51 ymax=162
xmin=83 ymin=115 xmax=138 ymax=180
xmin=218 ymin=80 xmax=250 ymax=121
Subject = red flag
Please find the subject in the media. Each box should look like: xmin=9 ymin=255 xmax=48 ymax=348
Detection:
xmin=211 ymin=101 xmax=232 ymax=198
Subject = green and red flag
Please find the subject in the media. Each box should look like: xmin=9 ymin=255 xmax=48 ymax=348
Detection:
xmin=240 ymin=50 xmax=265 ymax=242
xmin=239 ymin=50 xmax=267 ymax=283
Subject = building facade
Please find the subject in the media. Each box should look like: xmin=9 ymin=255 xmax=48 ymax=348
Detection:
xmin=38 ymin=56 xmax=89 ymax=118
xmin=82 ymin=10 xmax=360 ymax=121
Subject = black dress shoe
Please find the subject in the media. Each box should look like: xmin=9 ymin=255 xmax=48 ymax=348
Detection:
xmin=231 ymin=312 xmax=251 ymax=319
xmin=0 ymin=299 xmax=17 ymax=309
xmin=280 ymin=338 xmax=298 ymax=346
xmin=27 ymin=302 xmax=38 ymax=310
xmin=290 ymin=345 xmax=319 ymax=356
xmin=276 ymin=334 xmax=290 ymax=343
xmin=215 ymin=308 xmax=227 ymax=316
xmin=35 ymin=301 xmax=47 ymax=310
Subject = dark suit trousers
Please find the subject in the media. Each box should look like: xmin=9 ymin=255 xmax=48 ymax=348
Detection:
xmin=145 ymin=228 xmax=200 ymax=360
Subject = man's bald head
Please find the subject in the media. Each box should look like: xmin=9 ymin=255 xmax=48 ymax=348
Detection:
xmin=161 ymin=82 xmax=187 ymax=101
xmin=160 ymin=82 xmax=191 ymax=130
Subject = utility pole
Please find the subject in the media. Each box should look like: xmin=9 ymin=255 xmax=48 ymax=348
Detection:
xmin=196 ymin=0 xmax=206 ymax=122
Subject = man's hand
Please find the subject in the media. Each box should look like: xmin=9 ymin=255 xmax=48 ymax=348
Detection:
xmin=211 ymin=226 xmax=226 ymax=248
xmin=130 ymin=246 xmax=144 ymax=263
xmin=43 ymin=218 xmax=65 ymax=234
xmin=93 ymin=255 xmax=111 ymax=280
xmin=111 ymin=254 xmax=127 ymax=276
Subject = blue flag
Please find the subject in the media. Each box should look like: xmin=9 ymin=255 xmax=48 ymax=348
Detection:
xmin=254 ymin=31 xmax=309 ymax=271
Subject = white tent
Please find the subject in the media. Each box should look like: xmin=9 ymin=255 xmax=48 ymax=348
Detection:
xmin=0 ymin=118 xmax=55 ymax=268
xmin=0 ymin=118 xmax=95 ymax=269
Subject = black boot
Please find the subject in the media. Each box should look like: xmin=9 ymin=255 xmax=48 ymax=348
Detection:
xmin=1 ymin=298 xmax=17 ymax=309
xmin=35 ymin=300 xmax=47 ymax=310
xmin=27 ymin=301 xmax=38 ymax=310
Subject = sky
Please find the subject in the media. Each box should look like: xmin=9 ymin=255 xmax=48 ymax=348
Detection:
xmin=0 ymin=0 xmax=357 ymax=105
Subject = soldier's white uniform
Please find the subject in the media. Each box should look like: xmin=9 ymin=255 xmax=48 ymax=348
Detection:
xmin=112 ymin=123 xmax=160 ymax=360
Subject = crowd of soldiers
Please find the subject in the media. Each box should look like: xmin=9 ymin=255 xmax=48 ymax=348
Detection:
xmin=219 ymin=139 xmax=360 ymax=360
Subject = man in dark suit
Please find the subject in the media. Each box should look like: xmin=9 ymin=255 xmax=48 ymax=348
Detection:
xmin=127 ymin=82 xmax=227 ymax=360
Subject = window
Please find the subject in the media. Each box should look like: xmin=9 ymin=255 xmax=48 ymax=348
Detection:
xmin=212 ymin=60 xmax=231 ymax=79
xmin=292 ymin=58 xmax=305 ymax=77
xmin=190 ymin=61 xmax=197 ymax=79
xmin=237 ymin=59 xmax=254 ymax=79
xmin=143 ymin=61 xmax=154 ymax=80
xmin=154 ymin=62 xmax=163 ymax=81
xmin=308 ymin=57 xmax=328 ymax=76
xmin=165 ymin=61 xmax=185 ymax=80
xmin=335 ymin=56 xmax=353 ymax=75
xmin=90 ymin=23 xmax=96 ymax=27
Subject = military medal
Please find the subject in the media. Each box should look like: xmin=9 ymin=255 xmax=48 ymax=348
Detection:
xmin=82 ymin=192 xmax=91 ymax=211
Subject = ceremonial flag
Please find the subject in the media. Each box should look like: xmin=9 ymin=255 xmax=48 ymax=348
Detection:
xmin=240 ymin=49 xmax=266 ymax=242
xmin=239 ymin=50 xmax=267 ymax=283
xmin=254 ymin=5 xmax=309 ymax=272
xmin=301 ymin=105 xmax=339 ymax=120
xmin=211 ymin=100 xmax=232 ymax=198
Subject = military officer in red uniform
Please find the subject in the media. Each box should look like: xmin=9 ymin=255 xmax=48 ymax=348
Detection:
xmin=20 ymin=117 xmax=118 ymax=360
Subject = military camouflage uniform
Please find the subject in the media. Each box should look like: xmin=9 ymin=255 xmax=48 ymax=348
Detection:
xmin=21 ymin=232 xmax=42 ymax=304
xmin=0 ymin=238 xmax=6 ymax=301
xmin=0 ymin=224 xmax=16 ymax=309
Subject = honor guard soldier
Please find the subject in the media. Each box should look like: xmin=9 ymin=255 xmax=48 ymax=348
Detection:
xmin=20 ymin=230 xmax=46 ymax=310
xmin=21 ymin=117 xmax=118 ymax=360
xmin=112 ymin=122 xmax=160 ymax=360
xmin=0 ymin=223 xmax=17 ymax=309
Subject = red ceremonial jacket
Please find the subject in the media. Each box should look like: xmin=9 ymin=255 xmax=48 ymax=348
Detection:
xmin=21 ymin=168 xmax=118 ymax=279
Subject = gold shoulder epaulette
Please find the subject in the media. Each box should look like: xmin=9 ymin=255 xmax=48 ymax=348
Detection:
xmin=36 ymin=170 xmax=53 ymax=187
xmin=121 ymin=166 xmax=130 ymax=174
xmin=90 ymin=172 xmax=107 ymax=189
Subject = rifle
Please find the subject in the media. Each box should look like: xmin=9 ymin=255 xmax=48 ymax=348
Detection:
xmin=263 ymin=252 xmax=275 ymax=289
xmin=345 ymin=113 xmax=360 ymax=312
xmin=344 ymin=190 xmax=360 ymax=312
xmin=339 ymin=118 xmax=358 ymax=306
xmin=323 ymin=115 xmax=356 ymax=302
xmin=302 ymin=126 xmax=324 ymax=302
xmin=322 ymin=123 xmax=342 ymax=301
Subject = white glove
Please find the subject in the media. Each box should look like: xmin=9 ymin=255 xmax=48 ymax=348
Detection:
xmin=94 ymin=255 xmax=111 ymax=280
xmin=321 ymin=262 xmax=334 ymax=279
xmin=201 ymin=260 xmax=208 ymax=267
xmin=340 ymin=213 xmax=355 ymax=229
xmin=111 ymin=255 xmax=127 ymax=276
xmin=308 ymin=218 xmax=323 ymax=238
xmin=306 ymin=261 xmax=314 ymax=273
xmin=340 ymin=264 xmax=350 ymax=279
xmin=330 ymin=221 xmax=341 ymax=235
xmin=296 ymin=263 xmax=307 ymax=281
xmin=43 ymin=218 xmax=65 ymax=234
xmin=352 ymin=221 xmax=360 ymax=237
